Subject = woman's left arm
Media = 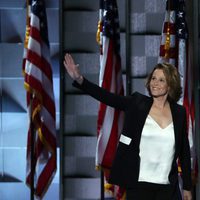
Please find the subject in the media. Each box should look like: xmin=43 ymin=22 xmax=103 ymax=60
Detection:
xmin=179 ymin=107 xmax=192 ymax=191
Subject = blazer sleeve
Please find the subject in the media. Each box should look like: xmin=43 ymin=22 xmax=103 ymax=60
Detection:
xmin=72 ymin=78 xmax=133 ymax=111
xmin=179 ymin=107 xmax=192 ymax=190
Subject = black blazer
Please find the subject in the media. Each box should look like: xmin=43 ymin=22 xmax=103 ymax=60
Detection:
xmin=73 ymin=78 xmax=192 ymax=190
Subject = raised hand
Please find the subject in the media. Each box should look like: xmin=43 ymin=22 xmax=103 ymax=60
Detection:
xmin=63 ymin=53 xmax=83 ymax=84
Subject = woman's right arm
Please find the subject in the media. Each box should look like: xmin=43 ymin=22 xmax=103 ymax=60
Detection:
xmin=73 ymin=78 xmax=131 ymax=110
xmin=63 ymin=53 xmax=131 ymax=111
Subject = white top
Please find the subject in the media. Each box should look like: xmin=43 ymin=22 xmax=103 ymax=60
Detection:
xmin=138 ymin=115 xmax=175 ymax=184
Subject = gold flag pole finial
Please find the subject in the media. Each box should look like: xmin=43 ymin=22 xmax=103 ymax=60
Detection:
xmin=25 ymin=0 xmax=31 ymax=48
xmin=96 ymin=20 xmax=102 ymax=45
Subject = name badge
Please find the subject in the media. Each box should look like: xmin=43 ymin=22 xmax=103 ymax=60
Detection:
xmin=119 ymin=134 xmax=132 ymax=145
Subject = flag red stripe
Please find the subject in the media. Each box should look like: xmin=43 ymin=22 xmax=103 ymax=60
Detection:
xmin=163 ymin=22 xmax=176 ymax=34
xmin=30 ymin=26 xmax=42 ymax=44
xmin=159 ymin=45 xmax=177 ymax=58
xmin=27 ymin=49 xmax=53 ymax=80
xmin=25 ymin=75 xmax=55 ymax=118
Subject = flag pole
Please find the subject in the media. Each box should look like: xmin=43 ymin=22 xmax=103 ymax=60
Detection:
xmin=101 ymin=169 xmax=104 ymax=200
xmin=25 ymin=0 xmax=35 ymax=198
xmin=125 ymin=0 xmax=131 ymax=95
xmin=30 ymin=97 xmax=35 ymax=200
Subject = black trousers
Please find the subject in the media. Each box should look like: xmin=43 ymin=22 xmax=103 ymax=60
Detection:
xmin=126 ymin=182 xmax=181 ymax=200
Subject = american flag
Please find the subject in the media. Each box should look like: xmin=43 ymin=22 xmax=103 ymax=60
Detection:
xmin=96 ymin=0 xmax=125 ymax=199
xmin=158 ymin=0 xmax=197 ymax=190
xmin=96 ymin=0 xmax=124 ymax=173
xmin=23 ymin=0 xmax=57 ymax=198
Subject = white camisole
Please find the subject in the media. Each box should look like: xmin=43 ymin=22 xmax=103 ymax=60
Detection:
xmin=138 ymin=115 xmax=175 ymax=184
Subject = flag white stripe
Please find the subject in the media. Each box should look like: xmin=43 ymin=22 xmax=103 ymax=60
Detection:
xmin=28 ymin=37 xmax=41 ymax=56
xmin=169 ymin=10 xmax=176 ymax=23
xmin=167 ymin=10 xmax=176 ymax=23
xmin=178 ymin=39 xmax=186 ymax=105
xmin=30 ymin=13 xmax=40 ymax=29
xmin=163 ymin=10 xmax=176 ymax=23
xmin=99 ymin=38 xmax=109 ymax=87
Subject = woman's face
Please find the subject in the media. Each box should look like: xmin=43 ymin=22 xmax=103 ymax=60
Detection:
xmin=150 ymin=69 xmax=169 ymax=98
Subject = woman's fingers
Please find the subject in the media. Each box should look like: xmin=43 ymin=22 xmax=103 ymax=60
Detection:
xmin=63 ymin=53 xmax=81 ymax=80
xmin=64 ymin=53 xmax=76 ymax=69
xmin=64 ymin=54 xmax=70 ymax=66
xmin=66 ymin=54 xmax=74 ymax=66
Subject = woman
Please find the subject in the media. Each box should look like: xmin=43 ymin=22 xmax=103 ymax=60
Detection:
xmin=63 ymin=53 xmax=192 ymax=200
